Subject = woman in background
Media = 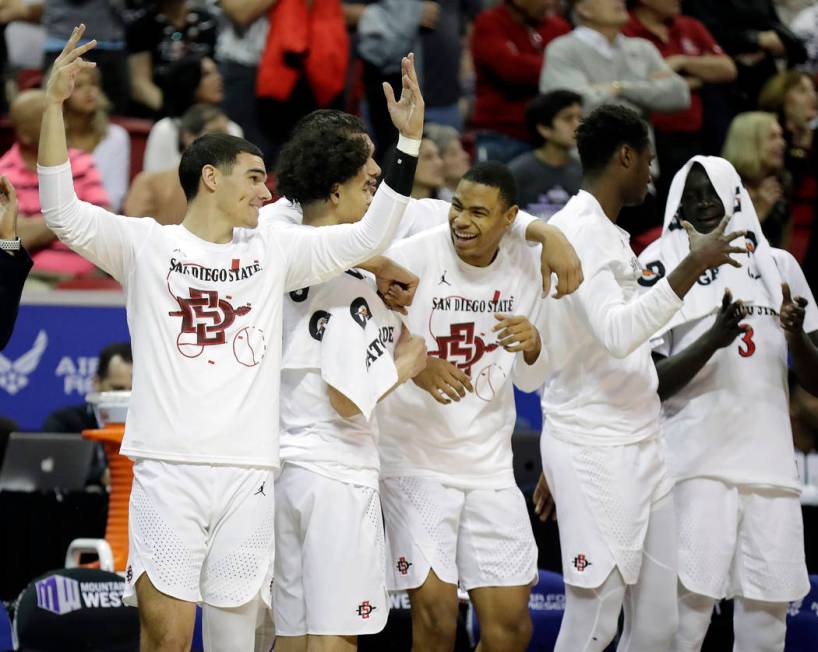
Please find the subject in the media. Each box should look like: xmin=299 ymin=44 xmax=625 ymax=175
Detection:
xmin=63 ymin=66 xmax=129 ymax=212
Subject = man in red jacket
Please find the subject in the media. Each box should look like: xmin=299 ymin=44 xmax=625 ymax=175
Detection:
xmin=470 ymin=0 xmax=570 ymax=163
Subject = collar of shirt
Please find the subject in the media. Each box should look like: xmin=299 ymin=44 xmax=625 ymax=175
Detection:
xmin=573 ymin=25 xmax=627 ymax=60
xmin=573 ymin=189 xmax=632 ymax=241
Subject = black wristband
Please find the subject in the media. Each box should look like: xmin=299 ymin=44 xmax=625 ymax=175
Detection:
xmin=383 ymin=148 xmax=418 ymax=197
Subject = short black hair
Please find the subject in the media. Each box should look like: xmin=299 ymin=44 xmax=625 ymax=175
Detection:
xmin=461 ymin=162 xmax=518 ymax=208
xmin=275 ymin=110 xmax=370 ymax=205
xmin=526 ymin=90 xmax=583 ymax=145
xmin=576 ymin=105 xmax=650 ymax=177
xmin=178 ymin=133 xmax=264 ymax=201
xmin=97 ymin=342 xmax=132 ymax=380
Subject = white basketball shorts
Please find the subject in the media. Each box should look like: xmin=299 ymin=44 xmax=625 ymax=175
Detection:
xmin=380 ymin=476 xmax=538 ymax=592
xmin=675 ymin=477 xmax=809 ymax=602
xmin=123 ymin=459 xmax=276 ymax=608
xmin=273 ymin=464 xmax=389 ymax=636
xmin=541 ymin=434 xmax=674 ymax=588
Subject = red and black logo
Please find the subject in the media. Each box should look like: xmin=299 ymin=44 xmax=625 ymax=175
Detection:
xmin=169 ymin=288 xmax=251 ymax=346
xmin=396 ymin=556 xmax=413 ymax=576
xmin=572 ymin=554 xmax=592 ymax=572
xmin=356 ymin=600 xmax=377 ymax=619
xmin=431 ymin=322 xmax=499 ymax=376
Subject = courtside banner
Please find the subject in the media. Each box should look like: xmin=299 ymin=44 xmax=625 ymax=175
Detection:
xmin=0 ymin=291 xmax=128 ymax=431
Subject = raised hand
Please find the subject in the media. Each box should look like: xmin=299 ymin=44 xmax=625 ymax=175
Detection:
xmin=533 ymin=472 xmax=556 ymax=523
xmin=0 ymin=176 xmax=18 ymax=241
xmin=780 ymin=282 xmax=808 ymax=337
xmin=683 ymin=215 xmax=746 ymax=270
xmin=382 ymin=53 xmax=424 ymax=140
xmin=706 ymin=289 xmax=749 ymax=349
xmin=46 ymin=24 xmax=97 ymax=104
xmin=412 ymin=356 xmax=473 ymax=404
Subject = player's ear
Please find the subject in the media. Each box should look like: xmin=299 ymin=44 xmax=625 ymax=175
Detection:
xmin=201 ymin=164 xmax=219 ymax=193
xmin=618 ymin=144 xmax=632 ymax=169
xmin=329 ymin=183 xmax=342 ymax=206
xmin=504 ymin=204 xmax=518 ymax=228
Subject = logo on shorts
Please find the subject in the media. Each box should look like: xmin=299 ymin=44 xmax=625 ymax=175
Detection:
xmin=254 ymin=482 xmax=266 ymax=496
xmin=572 ymin=554 xmax=592 ymax=572
xmin=126 ymin=565 xmax=133 ymax=583
xmin=396 ymin=556 xmax=413 ymax=575
xmin=356 ymin=600 xmax=376 ymax=619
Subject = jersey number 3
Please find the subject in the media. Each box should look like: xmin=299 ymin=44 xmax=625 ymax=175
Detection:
xmin=738 ymin=326 xmax=756 ymax=358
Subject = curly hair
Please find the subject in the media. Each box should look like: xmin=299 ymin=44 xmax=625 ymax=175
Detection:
xmin=576 ymin=104 xmax=649 ymax=177
xmin=275 ymin=110 xmax=370 ymax=205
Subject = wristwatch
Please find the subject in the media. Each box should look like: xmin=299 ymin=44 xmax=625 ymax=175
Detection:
xmin=0 ymin=238 xmax=20 ymax=251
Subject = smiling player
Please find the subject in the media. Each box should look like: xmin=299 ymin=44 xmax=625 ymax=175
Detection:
xmin=377 ymin=162 xmax=552 ymax=652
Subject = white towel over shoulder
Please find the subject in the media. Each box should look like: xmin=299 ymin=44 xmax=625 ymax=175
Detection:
xmin=283 ymin=270 xmax=400 ymax=420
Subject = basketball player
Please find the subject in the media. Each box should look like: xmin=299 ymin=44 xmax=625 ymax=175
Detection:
xmin=638 ymin=156 xmax=818 ymax=652
xmin=38 ymin=27 xmax=423 ymax=652
xmin=538 ymin=105 xmax=747 ymax=652
xmin=271 ymin=101 xmax=430 ymax=652
xmin=376 ymin=162 xmax=553 ymax=652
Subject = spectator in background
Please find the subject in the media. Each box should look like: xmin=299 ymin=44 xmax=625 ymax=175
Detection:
xmin=470 ymin=0 xmax=570 ymax=163
xmin=791 ymin=3 xmax=818 ymax=75
xmin=63 ymin=66 xmax=129 ymax=212
xmin=722 ymin=111 xmax=790 ymax=247
xmin=124 ymin=105 xmax=231 ymax=224
xmin=125 ymin=0 xmax=218 ymax=114
xmin=0 ymin=0 xmax=42 ymax=114
xmin=355 ymin=0 xmax=437 ymax=161
xmin=42 ymin=0 xmax=128 ymax=114
xmin=0 ymin=90 xmax=109 ymax=279
xmin=419 ymin=0 xmax=482 ymax=131
xmin=142 ymin=54 xmax=242 ymax=172
xmin=256 ymin=0 xmax=349 ymax=163
xmin=43 ymin=342 xmax=133 ymax=486
xmin=760 ymin=70 xmax=818 ymax=266
xmin=0 ymin=176 xmax=31 ymax=351
xmin=411 ymin=137 xmax=445 ymax=199
xmin=508 ymin=90 xmax=583 ymax=216
xmin=623 ymin=0 xmax=736 ymax=199
xmin=216 ymin=0 xmax=273 ymax=159
xmin=423 ymin=122 xmax=471 ymax=201
xmin=683 ymin=0 xmax=807 ymax=112
xmin=540 ymin=0 xmax=690 ymax=121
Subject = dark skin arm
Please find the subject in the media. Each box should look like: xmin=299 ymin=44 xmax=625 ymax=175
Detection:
xmin=780 ymin=282 xmax=818 ymax=397
xmin=654 ymin=289 xmax=749 ymax=400
xmin=666 ymin=216 xmax=746 ymax=299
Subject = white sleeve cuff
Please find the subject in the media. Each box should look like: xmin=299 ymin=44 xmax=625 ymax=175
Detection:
xmin=397 ymin=134 xmax=422 ymax=157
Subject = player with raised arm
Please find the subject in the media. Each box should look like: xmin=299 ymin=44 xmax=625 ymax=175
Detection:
xmin=638 ymin=156 xmax=818 ymax=652
xmin=38 ymin=26 xmax=422 ymax=652
xmin=376 ymin=162 xmax=553 ymax=652
xmin=538 ymin=105 xmax=747 ymax=652
xmin=270 ymin=67 xmax=430 ymax=652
